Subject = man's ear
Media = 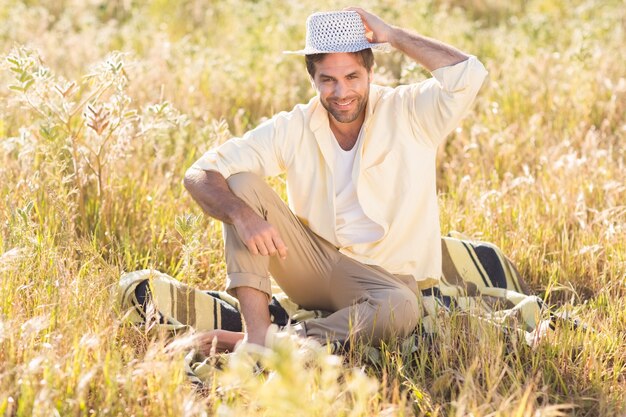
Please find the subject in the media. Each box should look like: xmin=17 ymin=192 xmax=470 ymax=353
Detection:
xmin=309 ymin=76 xmax=317 ymax=91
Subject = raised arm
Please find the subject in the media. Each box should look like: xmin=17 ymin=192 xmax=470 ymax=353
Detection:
xmin=347 ymin=7 xmax=468 ymax=71
xmin=348 ymin=7 xmax=487 ymax=145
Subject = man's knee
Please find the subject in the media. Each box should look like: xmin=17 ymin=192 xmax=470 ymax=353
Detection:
xmin=375 ymin=287 xmax=421 ymax=339
xmin=226 ymin=172 xmax=265 ymax=200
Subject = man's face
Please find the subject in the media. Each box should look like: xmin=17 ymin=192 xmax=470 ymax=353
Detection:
xmin=312 ymin=53 xmax=372 ymax=124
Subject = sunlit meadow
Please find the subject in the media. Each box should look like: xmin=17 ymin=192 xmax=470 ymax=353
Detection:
xmin=0 ymin=0 xmax=624 ymax=415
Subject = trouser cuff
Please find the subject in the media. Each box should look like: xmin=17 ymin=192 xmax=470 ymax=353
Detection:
xmin=226 ymin=272 xmax=272 ymax=299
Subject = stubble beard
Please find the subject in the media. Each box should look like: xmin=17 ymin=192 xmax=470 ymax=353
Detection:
xmin=321 ymin=91 xmax=368 ymax=124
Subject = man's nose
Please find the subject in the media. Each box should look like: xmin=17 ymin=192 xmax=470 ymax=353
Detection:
xmin=334 ymin=81 xmax=348 ymax=97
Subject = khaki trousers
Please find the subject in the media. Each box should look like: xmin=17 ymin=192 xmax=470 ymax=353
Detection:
xmin=224 ymin=173 xmax=421 ymax=345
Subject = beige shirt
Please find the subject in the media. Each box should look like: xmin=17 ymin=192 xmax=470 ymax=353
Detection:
xmin=191 ymin=56 xmax=488 ymax=288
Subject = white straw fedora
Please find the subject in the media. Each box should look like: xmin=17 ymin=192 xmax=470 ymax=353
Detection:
xmin=284 ymin=11 xmax=391 ymax=55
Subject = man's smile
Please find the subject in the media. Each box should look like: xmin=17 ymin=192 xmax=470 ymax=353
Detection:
xmin=331 ymin=98 xmax=358 ymax=111
xmin=334 ymin=98 xmax=356 ymax=107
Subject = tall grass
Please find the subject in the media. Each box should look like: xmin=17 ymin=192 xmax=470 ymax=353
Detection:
xmin=1 ymin=0 xmax=624 ymax=415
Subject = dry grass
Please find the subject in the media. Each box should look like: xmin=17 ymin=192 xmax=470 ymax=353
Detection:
xmin=1 ymin=0 xmax=624 ymax=415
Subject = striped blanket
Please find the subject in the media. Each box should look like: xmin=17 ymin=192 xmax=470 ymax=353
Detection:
xmin=117 ymin=233 xmax=566 ymax=384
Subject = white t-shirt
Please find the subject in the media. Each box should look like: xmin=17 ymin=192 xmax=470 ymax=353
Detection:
xmin=330 ymin=130 xmax=384 ymax=247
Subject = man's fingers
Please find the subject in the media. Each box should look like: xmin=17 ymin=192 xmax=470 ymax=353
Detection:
xmin=241 ymin=221 xmax=286 ymax=258
xmin=245 ymin=238 xmax=259 ymax=255
xmin=345 ymin=7 xmax=370 ymax=25
xmin=344 ymin=6 xmax=388 ymax=43
xmin=345 ymin=7 xmax=367 ymax=26
xmin=344 ymin=6 xmax=364 ymax=14
xmin=265 ymin=231 xmax=287 ymax=258
xmin=264 ymin=235 xmax=278 ymax=256
xmin=255 ymin=237 xmax=270 ymax=256
xmin=245 ymin=235 xmax=270 ymax=256
xmin=197 ymin=330 xmax=245 ymax=354
xmin=272 ymin=234 xmax=288 ymax=259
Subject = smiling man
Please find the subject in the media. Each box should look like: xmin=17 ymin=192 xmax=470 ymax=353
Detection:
xmin=184 ymin=8 xmax=487 ymax=348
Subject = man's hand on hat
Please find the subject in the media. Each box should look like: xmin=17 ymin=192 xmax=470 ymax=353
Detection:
xmin=346 ymin=7 xmax=395 ymax=45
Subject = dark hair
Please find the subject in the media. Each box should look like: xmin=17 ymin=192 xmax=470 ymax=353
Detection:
xmin=305 ymin=48 xmax=375 ymax=78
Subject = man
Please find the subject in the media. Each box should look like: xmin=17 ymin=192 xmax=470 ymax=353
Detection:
xmin=184 ymin=8 xmax=487 ymax=349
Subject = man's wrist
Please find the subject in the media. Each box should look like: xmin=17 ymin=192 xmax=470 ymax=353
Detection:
xmin=230 ymin=203 xmax=257 ymax=227
xmin=386 ymin=25 xmax=401 ymax=46
xmin=388 ymin=26 xmax=414 ymax=50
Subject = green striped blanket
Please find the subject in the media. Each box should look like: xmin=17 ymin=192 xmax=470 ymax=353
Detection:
xmin=117 ymin=233 xmax=566 ymax=385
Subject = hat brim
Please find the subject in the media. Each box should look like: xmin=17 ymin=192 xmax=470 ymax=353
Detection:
xmin=283 ymin=42 xmax=392 ymax=55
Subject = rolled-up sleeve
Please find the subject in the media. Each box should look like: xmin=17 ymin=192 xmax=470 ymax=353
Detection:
xmin=408 ymin=55 xmax=488 ymax=147
xmin=190 ymin=112 xmax=292 ymax=179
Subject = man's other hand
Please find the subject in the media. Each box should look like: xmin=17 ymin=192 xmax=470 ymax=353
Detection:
xmin=345 ymin=7 xmax=395 ymax=44
xmin=233 ymin=207 xmax=288 ymax=259
xmin=195 ymin=330 xmax=245 ymax=355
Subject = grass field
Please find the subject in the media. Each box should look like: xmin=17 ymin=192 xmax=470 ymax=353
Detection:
xmin=1 ymin=0 xmax=624 ymax=415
